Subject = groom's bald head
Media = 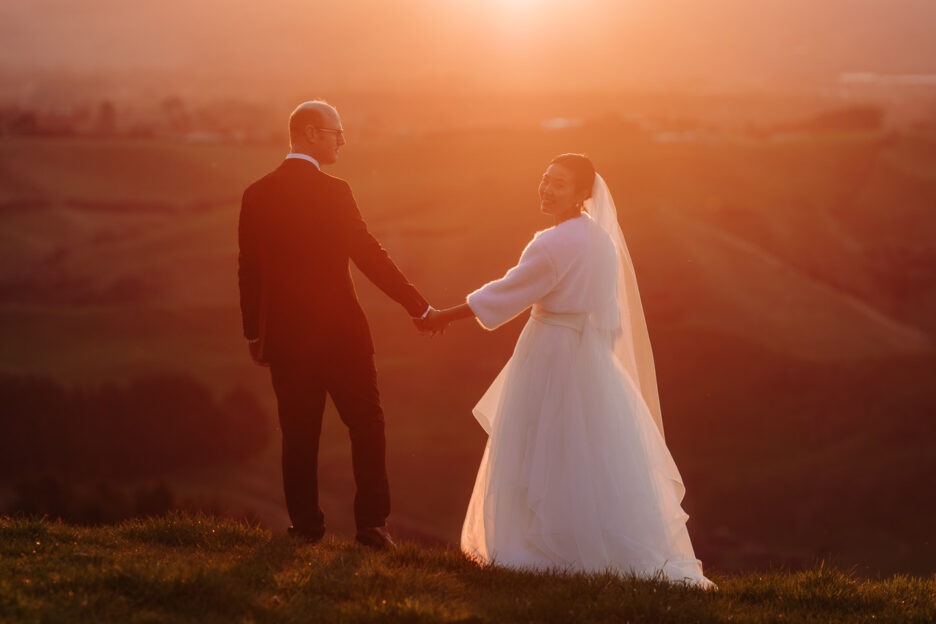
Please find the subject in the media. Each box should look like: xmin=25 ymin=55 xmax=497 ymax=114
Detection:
xmin=289 ymin=100 xmax=345 ymax=164
xmin=289 ymin=101 xmax=333 ymax=143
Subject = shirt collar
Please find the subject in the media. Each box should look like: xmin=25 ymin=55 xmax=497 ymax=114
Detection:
xmin=285 ymin=153 xmax=320 ymax=169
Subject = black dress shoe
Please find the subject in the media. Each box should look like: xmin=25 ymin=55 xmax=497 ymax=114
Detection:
xmin=288 ymin=526 xmax=325 ymax=544
xmin=355 ymin=525 xmax=396 ymax=550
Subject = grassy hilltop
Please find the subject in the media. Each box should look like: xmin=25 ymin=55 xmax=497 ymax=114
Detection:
xmin=2 ymin=513 xmax=934 ymax=624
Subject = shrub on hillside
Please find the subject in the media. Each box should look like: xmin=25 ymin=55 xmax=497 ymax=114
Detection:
xmin=5 ymin=473 xmax=259 ymax=525
xmin=0 ymin=373 xmax=272 ymax=479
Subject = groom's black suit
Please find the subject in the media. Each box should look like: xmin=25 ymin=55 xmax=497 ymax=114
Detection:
xmin=238 ymin=157 xmax=427 ymax=534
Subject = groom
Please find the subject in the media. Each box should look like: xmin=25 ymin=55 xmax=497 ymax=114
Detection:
xmin=238 ymin=100 xmax=432 ymax=549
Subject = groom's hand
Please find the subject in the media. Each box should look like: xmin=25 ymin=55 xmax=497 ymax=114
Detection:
xmin=248 ymin=338 xmax=269 ymax=367
xmin=413 ymin=307 xmax=436 ymax=334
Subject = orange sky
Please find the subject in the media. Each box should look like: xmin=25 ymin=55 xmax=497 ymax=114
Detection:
xmin=2 ymin=0 xmax=936 ymax=95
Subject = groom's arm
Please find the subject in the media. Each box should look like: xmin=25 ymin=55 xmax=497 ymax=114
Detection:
xmin=237 ymin=184 xmax=262 ymax=342
xmin=341 ymin=182 xmax=429 ymax=318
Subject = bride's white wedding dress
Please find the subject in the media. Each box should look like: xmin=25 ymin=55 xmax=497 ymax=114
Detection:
xmin=460 ymin=176 xmax=713 ymax=589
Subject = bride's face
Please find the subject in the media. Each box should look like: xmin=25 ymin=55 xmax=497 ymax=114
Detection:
xmin=538 ymin=164 xmax=586 ymax=216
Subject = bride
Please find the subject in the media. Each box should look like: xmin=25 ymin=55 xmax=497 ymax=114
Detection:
xmin=425 ymin=154 xmax=714 ymax=588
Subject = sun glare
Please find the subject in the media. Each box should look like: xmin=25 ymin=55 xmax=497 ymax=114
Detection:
xmin=497 ymin=0 xmax=542 ymax=12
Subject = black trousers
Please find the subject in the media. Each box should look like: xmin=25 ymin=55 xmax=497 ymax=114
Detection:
xmin=269 ymin=348 xmax=390 ymax=532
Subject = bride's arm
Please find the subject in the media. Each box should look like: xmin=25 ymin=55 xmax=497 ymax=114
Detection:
xmin=428 ymin=238 xmax=559 ymax=333
xmin=428 ymin=303 xmax=475 ymax=331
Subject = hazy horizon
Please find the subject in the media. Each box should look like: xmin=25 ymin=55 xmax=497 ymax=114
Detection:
xmin=3 ymin=0 xmax=936 ymax=100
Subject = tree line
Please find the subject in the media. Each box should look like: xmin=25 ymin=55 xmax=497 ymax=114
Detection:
xmin=0 ymin=372 xmax=272 ymax=479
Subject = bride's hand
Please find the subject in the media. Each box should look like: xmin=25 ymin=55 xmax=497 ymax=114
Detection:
xmin=425 ymin=308 xmax=449 ymax=335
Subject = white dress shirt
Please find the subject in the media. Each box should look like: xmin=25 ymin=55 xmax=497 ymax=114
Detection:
xmin=285 ymin=153 xmax=320 ymax=168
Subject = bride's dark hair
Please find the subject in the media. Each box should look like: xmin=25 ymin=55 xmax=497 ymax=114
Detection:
xmin=550 ymin=153 xmax=596 ymax=198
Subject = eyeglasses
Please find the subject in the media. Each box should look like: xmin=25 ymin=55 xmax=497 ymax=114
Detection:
xmin=316 ymin=127 xmax=344 ymax=139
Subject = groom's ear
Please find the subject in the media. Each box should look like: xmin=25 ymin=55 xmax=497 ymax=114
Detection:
xmin=303 ymin=124 xmax=317 ymax=144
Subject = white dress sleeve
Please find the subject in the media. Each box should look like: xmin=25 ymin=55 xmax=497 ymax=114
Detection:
xmin=467 ymin=237 xmax=559 ymax=330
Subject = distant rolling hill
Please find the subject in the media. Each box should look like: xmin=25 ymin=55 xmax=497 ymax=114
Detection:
xmin=654 ymin=206 xmax=930 ymax=360
xmin=0 ymin=125 xmax=934 ymax=574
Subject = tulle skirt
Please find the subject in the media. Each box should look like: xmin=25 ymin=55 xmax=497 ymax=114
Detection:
xmin=461 ymin=314 xmax=714 ymax=589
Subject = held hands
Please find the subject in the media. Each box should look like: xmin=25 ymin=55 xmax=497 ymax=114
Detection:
xmin=425 ymin=308 xmax=450 ymax=334
xmin=413 ymin=307 xmax=450 ymax=336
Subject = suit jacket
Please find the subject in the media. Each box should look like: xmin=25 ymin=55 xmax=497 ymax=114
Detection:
xmin=238 ymin=158 xmax=427 ymax=362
